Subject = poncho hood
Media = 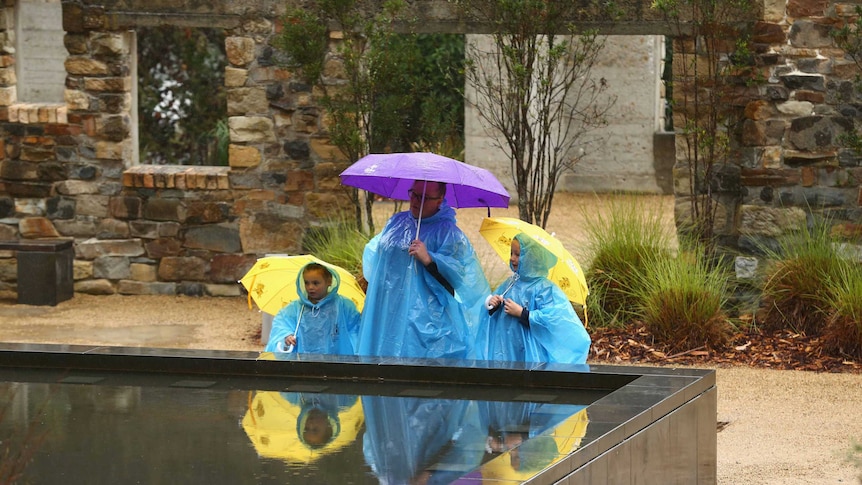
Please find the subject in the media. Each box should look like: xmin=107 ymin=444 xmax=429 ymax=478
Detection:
xmin=512 ymin=233 xmax=558 ymax=280
xmin=295 ymin=262 xmax=341 ymax=308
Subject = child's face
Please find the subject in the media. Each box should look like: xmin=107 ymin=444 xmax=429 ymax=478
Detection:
xmin=510 ymin=239 xmax=521 ymax=272
xmin=303 ymin=268 xmax=331 ymax=303
xmin=302 ymin=408 xmax=334 ymax=446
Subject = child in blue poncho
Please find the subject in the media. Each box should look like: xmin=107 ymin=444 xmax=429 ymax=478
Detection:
xmin=265 ymin=262 xmax=360 ymax=355
xmin=478 ymin=233 xmax=591 ymax=364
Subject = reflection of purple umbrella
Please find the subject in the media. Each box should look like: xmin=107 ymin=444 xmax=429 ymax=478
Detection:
xmin=339 ymin=152 xmax=510 ymax=210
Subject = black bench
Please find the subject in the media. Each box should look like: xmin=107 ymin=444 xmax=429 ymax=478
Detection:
xmin=0 ymin=239 xmax=74 ymax=306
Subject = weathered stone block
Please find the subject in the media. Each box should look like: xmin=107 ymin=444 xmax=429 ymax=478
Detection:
xmin=225 ymin=36 xmax=255 ymax=67
xmin=224 ymin=66 xmax=248 ymax=87
xmin=18 ymin=217 xmax=60 ymax=238
xmin=76 ymin=238 xmax=145 ymax=259
xmin=143 ymin=198 xmax=186 ymax=222
xmin=226 ymin=87 xmax=268 ymax=115
xmin=741 ymin=119 xmax=786 ymax=146
xmin=144 ymin=238 xmax=182 ymax=259
xmin=238 ymin=213 xmax=303 ymax=254
xmin=93 ymin=255 xmax=131 ymax=279
xmin=54 ymin=216 xmax=99 ymax=238
xmin=788 ymin=116 xmax=853 ymax=151
xmin=73 ymin=195 xmax=110 ymax=218
xmin=739 ymin=205 xmax=807 ymax=237
xmin=109 ymin=196 xmax=142 ymax=219
xmin=740 ymin=168 xmax=800 ymax=187
xmin=64 ymin=57 xmax=109 ymax=76
xmin=96 ymin=218 xmax=130 ymax=239
xmin=129 ymin=262 xmax=157 ymax=282
xmin=158 ymin=256 xmax=207 ymax=281
xmin=75 ymin=279 xmax=116 ymax=295
xmin=787 ymin=0 xmax=828 ymax=19
xmin=116 ymin=280 xmax=176 ymax=295
xmin=184 ymin=224 xmax=241 ymax=253
xmin=228 ymin=144 xmax=261 ymax=168
xmin=209 ymin=253 xmax=257 ymax=283
xmin=228 ymin=116 xmax=276 ymax=143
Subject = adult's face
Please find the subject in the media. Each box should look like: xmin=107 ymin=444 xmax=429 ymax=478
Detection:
xmin=408 ymin=181 xmax=444 ymax=219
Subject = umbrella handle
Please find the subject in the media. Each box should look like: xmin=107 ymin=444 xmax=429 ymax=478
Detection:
xmin=285 ymin=306 xmax=304 ymax=353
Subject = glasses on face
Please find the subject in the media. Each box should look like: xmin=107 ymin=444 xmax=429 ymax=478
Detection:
xmin=408 ymin=189 xmax=443 ymax=201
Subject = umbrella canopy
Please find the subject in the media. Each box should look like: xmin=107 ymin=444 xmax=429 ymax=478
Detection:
xmin=339 ymin=152 xmax=510 ymax=209
xmin=241 ymin=391 xmax=364 ymax=465
xmin=479 ymin=217 xmax=589 ymax=307
xmin=239 ymin=255 xmax=365 ymax=316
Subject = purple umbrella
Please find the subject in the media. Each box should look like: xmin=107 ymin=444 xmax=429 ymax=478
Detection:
xmin=340 ymin=152 xmax=510 ymax=210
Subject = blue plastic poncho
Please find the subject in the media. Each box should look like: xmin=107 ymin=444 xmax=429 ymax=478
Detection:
xmin=265 ymin=262 xmax=360 ymax=355
xmin=358 ymin=201 xmax=490 ymax=359
xmin=361 ymin=396 xmax=485 ymax=484
xmin=476 ymin=233 xmax=591 ymax=364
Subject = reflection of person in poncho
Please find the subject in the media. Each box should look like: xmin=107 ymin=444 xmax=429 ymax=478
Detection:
xmin=361 ymin=395 xmax=485 ymax=484
xmin=480 ymin=400 xmax=589 ymax=477
xmin=293 ymin=394 xmax=343 ymax=448
xmin=241 ymin=391 xmax=364 ymax=465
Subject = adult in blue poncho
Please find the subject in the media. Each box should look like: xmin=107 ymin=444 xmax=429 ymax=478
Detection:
xmin=477 ymin=233 xmax=591 ymax=364
xmin=359 ymin=180 xmax=490 ymax=359
xmin=361 ymin=395 xmax=485 ymax=484
xmin=265 ymin=262 xmax=360 ymax=355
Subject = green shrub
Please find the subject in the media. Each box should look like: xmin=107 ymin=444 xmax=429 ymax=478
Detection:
xmin=633 ymin=248 xmax=733 ymax=353
xmin=822 ymin=261 xmax=862 ymax=359
xmin=583 ymin=195 xmax=673 ymax=327
xmin=758 ymin=220 xmax=845 ymax=336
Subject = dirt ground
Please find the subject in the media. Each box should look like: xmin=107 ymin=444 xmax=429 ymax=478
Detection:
xmin=2 ymin=193 xmax=861 ymax=484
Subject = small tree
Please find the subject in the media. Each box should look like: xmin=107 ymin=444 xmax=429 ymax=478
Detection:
xmin=831 ymin=5 xmax=862 ymax=154
xmin=138 ymin=27 xmax=227 ymax=165
xmin=651 ymin=0 xmax=756 ymax=253
xmin=274 ymin=1 xmax=464 ymax=233
xmin=455 ymin=0 xmax=616 ymax=228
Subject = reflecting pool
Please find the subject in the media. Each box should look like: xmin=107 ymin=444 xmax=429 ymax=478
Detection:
xmin=0 ymin=344 xmax=717 ymax=484
xmin=3 ymin=381 xmax=593 ymax=483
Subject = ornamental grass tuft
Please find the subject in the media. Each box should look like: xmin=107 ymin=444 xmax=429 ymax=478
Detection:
xmin=632 ymin=247 xmax=733 ymax=354
xmin=758 ymin=220 xmax=844 ymax=336
xmin=582 ymin=195 xmax=673 ymax=328
xmin=303 ymin=218 xmax=371 ymax=278
xmin=822 ymin=260 xmax=862 ymax=359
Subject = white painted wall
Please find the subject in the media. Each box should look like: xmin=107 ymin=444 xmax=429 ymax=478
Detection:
xmin=465 ymin=35 xmax=670 ymax=198
xmin=16 ymin=0 xmax=66 ymax=103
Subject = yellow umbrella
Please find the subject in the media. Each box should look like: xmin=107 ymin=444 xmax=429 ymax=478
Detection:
xmin=479 ymin=217 xmax=589 ymax=307
xmin=239 ymin=255 xmax=365 ymax=316
xmin=479 ymin=408 xmax=589 ymax=481
xmin=241 ymin=391 xmax=365 ymax=464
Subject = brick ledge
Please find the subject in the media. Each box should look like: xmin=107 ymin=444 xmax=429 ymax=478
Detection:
xmin=8 ymin=103 xmax=68 ymax=124
xmin=122 ymin=165 xmax=230 ymax=190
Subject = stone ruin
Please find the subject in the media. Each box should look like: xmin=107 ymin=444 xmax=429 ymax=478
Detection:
xmin=0 ymin=0 xmax=859 ymax=302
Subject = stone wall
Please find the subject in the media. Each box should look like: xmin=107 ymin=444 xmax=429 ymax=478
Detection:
xmin=0 ymin=0 xmax=859 ymax=300
xmin=0 ymin=0 xmax=354 ymax=298
xmin=673 ymin=0 xmax=862 ymax=276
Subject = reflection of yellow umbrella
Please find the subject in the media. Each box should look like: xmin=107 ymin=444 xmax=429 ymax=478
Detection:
xmin=239 ymin=255 xmax=365 ymax=315
xmin=480 ymin=408 xmax=589 ymax=481
xmin=479 ymin=217 xmax=589 ymax=307
xmin=241 ymin=391 xmax=364 ymax=464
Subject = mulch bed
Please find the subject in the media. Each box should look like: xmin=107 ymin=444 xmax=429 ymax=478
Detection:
xmin=589 ymin=324 xmax=862 ymax=373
